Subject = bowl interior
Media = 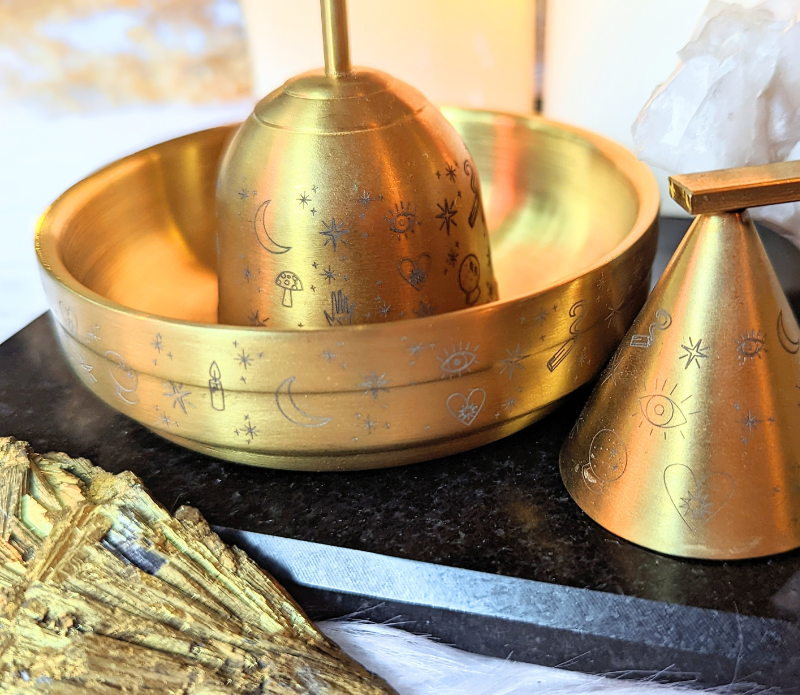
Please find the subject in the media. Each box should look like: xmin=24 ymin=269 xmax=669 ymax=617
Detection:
xmin=56 ymin=109 xmax=640 ymax=323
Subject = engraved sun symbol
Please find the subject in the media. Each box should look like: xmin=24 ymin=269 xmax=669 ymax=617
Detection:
xmin=679 ymin=487 xmax=713 ymax=524
xmin=384 ymin=202 xmax=418 ymax=238
xmin=637 ymin=378 xmax=699 ymax=440
xmin=458 ymin=402 xmax=479 ymax=422
xmin=736 ymin=329 xmax=765 ymax=365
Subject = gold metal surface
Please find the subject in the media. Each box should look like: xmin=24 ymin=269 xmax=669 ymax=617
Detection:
xmin=216 ymin=0 xmax=495 ymax=329
xmin=561 ymin=166 xmax=800 ymax=560
xmin=0 ymin=437 xmax=394 ymax=693
xmin=669 ymin=160 xmax=800 ymax=214
xmin=37 ymin=109 xmax=659 ymax=471
xmin=321 ymin=0 xmax=351 ymax=76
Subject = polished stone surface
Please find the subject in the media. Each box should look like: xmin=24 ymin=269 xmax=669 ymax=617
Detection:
xmin=3 ymin=218 xmax=800 ymax=686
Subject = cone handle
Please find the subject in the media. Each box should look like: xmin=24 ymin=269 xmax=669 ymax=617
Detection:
xmin=670 ymin=161 xmax=800 ymax=214
xmin=321 ymin=0 xmax=352 ymax=76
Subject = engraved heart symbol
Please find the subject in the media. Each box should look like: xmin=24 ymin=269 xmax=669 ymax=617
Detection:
xmin=446 ymin=388 xmax=486 ymax=427
xmin=398 ymin=253 xmax=431 ymax=290
xmin=664 ymin=464 xmax=734 ymax=532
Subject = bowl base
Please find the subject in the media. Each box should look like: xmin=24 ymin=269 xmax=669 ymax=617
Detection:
xmin=150 ymin=402 xmax=562 ymax=471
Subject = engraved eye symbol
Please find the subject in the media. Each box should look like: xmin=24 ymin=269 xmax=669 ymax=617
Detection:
xmin=384 ymin=202 xmax=417 ymax=237
xmin=639 ymin=394 xmax=687 ymax=428
xmin=439 ymin=342 xmax=478 ymax=376
xmin=736 ymin=329 xmax=765 ymax=364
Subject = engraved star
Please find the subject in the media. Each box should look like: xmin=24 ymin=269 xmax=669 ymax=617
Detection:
xmin=322 ymin=350 xmax=336 ymax=361
xmin=163 ymin=381 xmax=194 ymax=414
xmin=297 ymin=191 xmax=311 ymax=207
xmin=362 ymin=415 xmax=380 ymax=433
xmin=87 ymin=326 xmax=100 ymax=342
xmin=247 ymin=309 xmax=269 ymax=326
xmin=243 ymin=266 xmax=252 ymax=282
xmin=499 ymin=344 xmax=531 ymax=379
xmin=679 ymin=336 xmax=710 ymax=370
xmin=320 ymin=218 xmax=350 ymax=251
xmin=445 ymin=163 xmax=457 ymax=181
xmin=360 ymin=371 xmax=390 ymax=400
xmin=435 ymin=171 xmax=441 ymax=179
xmin=152 ymin=334 xmax=163 ymax=353
xmin=320 ymin=265 xmax=337 ymax=284
xmin=238 ymin=189 xmax=249 ymax=199
xmin=312 ymin=185 xmax=318 ymax=193
xmin=435 ymin=198 xmax=458 ymax=235
xmin=534 ymin=310 xmax=547 ymax=324
xmin=378 ymin=302 xmax=392 ymax=317
xmin=358 ymin=190 xmax=373 ymax=209
xmin=413 ymin=301 xmax=436 ymax=318
xmin=310 ymin=208 xmax=317 ymax=216
xmin=408 ymin=342 xmax=425 ymax=356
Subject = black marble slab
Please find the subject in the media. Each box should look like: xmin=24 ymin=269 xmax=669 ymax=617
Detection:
xmin=3 ymin=218 xmax=800 ymax=688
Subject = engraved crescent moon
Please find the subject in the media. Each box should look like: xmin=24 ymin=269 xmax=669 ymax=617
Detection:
xmin=275 ymin=376 xmax=331 ymax=428
xmin=254 ymin=200 xmax=292 ymax=254
xmin=777 ymin=310 xmax=799 ymax=354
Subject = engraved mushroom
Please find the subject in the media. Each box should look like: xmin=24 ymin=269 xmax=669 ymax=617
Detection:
xmin=275 ymin=271 xmax=303 ymax=307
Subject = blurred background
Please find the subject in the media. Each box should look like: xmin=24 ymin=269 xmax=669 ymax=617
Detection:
xmin=0 ymin=0 xmax=755 ymax=343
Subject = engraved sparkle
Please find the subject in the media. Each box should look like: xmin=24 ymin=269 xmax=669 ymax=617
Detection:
xmin=358 ymin=190 xmax=373 ymax=209
xmin=360 ymin=371 xmax=390 ymax=400
xmin=320 ymin=265 xmax=337 ymax=284
xmin=163 ymin=381 xmax=194 ymax=414
xmin=320 ymin=218 xmax=350 ymax=251
xmin=236 ymin=349 xmax=252 ymax=369
xmin=679 ymin=337 xmax=710 ymax=369
xmin=435 ymin=198 xmax=458 ymax=235
xmin=605 ymin=300 xmax=623 ymax=327
xmin=362 ymin=415 xmax=380 ymax=433
xmin=739 ymin=409 xmax=763 ymax=432
xmin=499 ymin=344 xmax=530 ymax=379
xmin=297 ymin=191 xmax=311 ymax=207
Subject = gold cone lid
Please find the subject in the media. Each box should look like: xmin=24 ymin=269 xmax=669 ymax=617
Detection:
xmin=560 ymin=209 xmax=800 ymax=559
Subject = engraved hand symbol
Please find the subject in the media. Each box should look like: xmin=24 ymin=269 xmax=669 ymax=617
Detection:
xmin=324 ymin=290 xmax=355 ymax=326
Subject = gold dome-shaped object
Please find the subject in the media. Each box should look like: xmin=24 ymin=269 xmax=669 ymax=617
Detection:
xmin=216 ymin=0 xmax=495 ymax=329
xmin=36 ymin=110 xmax=659 ymax=471
xmin=560 ymin=161 xmax=800 ymax=560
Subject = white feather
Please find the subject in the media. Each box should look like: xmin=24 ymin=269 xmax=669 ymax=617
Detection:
xmin=321 ymin=620 xmax=691 ymax=695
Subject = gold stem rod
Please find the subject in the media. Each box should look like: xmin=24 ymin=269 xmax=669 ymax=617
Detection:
xmin=320 ymin=0 xmax=352 ymax=77
xmin=669 ymin=160 xmax=800 ymax=214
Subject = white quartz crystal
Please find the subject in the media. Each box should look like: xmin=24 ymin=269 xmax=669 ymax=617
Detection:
xmin=633 ymin=0 xmax=800 ymax=243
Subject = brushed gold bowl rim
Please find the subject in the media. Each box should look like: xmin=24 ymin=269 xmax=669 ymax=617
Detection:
xmin=36 ymin=108 xmax=659 ymax=336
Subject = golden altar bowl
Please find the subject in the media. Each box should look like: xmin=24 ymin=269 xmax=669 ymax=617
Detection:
xmin=36 ymin=109 xmax=659 ymax=471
